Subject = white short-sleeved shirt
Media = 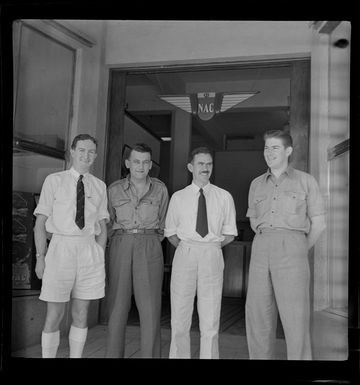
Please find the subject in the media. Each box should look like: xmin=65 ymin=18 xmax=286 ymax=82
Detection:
xmin=164 ymin=182 xmax=237 ymax=243
xmin=34 ymin=167 xmax=109 ymax=236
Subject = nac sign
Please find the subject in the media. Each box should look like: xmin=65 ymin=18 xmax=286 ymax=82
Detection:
xmin=197 ymin=92 xmax=216 ymax=121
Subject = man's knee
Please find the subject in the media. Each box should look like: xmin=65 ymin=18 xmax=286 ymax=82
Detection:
xmin=71 ymin=300 xmax=90 ymax=327
xmin=43 ymin=302 xmax=66 ymax=332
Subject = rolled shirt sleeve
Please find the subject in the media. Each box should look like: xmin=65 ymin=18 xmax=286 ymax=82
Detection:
xmin=246 ymin=179 xmax=257 ymax=219
xmin=158 ymin=185 xmax=169 ymax=235
xmin=97 ymin=182 xmax=110 ymax=223
xmin=33 ymin=174 xmax=56 ymax=218
xmin=221 ymin=192 xmax=238 ymax=236
xmin=164 ymin=194 xmax=179 ymax=238
xmin=306 ymin=174 xmax=326 ymax=218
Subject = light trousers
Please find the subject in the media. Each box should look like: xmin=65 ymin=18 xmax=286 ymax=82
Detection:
xmin=245 ymin=229 xmax=312 ymax=360
xmin=169 ymin=240 xmax=224 ymax=359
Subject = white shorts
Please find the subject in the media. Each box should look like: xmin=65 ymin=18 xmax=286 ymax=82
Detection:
xmin=39 ymin=234 xmax=105 ymax=302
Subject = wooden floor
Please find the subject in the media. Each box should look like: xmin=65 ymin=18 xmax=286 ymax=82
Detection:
xmin=12 ymin=296 xmax=347 ymax=360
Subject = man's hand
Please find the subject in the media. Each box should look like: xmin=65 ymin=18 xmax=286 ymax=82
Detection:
xmin=35 ymin=257 xmax=45 ymax=279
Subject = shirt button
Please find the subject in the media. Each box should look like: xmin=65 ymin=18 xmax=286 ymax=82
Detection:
xmin=270 ymin=224 xmax=273 ymax=227
xmin=271 ymin=210 xmax=274 ymax=213
xmin=273 ymin=197 xmax=276 ymax=200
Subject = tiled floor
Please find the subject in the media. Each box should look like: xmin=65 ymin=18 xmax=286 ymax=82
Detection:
xmin=12 ymin=297 xmax=347 ymax=360
xmin=11 ymin=324 xmax=288 ymax=359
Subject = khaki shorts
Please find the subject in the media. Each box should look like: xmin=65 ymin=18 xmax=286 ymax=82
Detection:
xmin=39 ymin=234 xmax=105 ymax=302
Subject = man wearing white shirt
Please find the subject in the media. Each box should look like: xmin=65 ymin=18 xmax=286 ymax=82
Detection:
xmin=33 ymin=134 xmax=109 ymax=358
xmin=165 ymin=146 xmax=237 ymax=359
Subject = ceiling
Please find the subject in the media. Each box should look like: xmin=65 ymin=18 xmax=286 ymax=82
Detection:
xmin=125 ymin=65 xmax=291 ymax=150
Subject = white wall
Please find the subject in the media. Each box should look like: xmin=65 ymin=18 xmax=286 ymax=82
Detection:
xmin=105 ymin=21 xmax=312 ymax=67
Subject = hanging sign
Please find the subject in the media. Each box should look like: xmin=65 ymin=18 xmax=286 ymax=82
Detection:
xmin=197 ymin=92 xmax=216 ymax=121
xmin=159 ymin=91 xmax=258 ymax=121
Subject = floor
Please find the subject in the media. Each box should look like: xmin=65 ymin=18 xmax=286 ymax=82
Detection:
xmin=12 ymin=296 xmax=347 ymax=360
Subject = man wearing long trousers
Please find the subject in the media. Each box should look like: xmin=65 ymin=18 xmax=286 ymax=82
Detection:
xmin=245 ymin=129 xmax=326 ymax=360
xmin=165 ymin=146 xmax=237 ymax=359
xmin=34 ymin=134 xmax=109 ymax=358
xmin=105 ymin=143 xmax=169 ymax=358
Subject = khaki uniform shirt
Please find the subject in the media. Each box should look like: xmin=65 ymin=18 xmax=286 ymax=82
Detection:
xmin=107 ymin=175 xmax=169 ymax=237
xmin=246 ymin=166 xmax=325 ymax=234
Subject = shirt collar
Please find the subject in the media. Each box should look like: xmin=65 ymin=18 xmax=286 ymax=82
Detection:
xmin=70 ymin=167 xmax=89 ymax=180
xmin=265 ymin=165 xmax=294 ymax=181
xmin=191 ymin=181 xmax=211 ymax=194
xmin=124 ymin=174 xmax=152 ymax=191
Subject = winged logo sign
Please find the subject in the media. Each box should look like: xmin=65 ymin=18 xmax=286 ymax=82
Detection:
xmin=159 ymin=91 xmax=258 ymax=121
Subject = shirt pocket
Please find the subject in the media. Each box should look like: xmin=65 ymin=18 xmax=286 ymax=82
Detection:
xmin=254 ymin=194 xmax=267 ymax=217
xmin=112 ymin=198 xmax=132 ymax=222
xmin=52 ymin=186 xmax=73 ymax=220
xmin=282 ymin=191 xmax=307 ymax=214
xmin=139 ymin=198 xmax=160 ymax=223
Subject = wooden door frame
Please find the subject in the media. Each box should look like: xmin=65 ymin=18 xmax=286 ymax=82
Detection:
xmin=101 ymin=57 xmax=311 ymax=322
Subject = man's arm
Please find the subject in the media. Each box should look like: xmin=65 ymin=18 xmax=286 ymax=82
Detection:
xmin=96 ymin=219 xmax=108 ymax=251
xmin=34 ymin=214 xmax=48 ymax=279
xmin=249 ymin=218 xmax=257 ymax=233
xmin=307 ymin=214 xmax=326 ymax=249
xmin=158 ymin=186 xmax=169 ymax=242
xmin=221 ymin=235 xmax=234 ymax=248
xmin=167 ymin=234 xmax=181 ymax=248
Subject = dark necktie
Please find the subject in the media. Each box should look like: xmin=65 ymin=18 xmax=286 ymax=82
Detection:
xmin=75 ymin=175 xmax=85 ymax=229
xmin=196 ymin=188 xmax=208 ymax=237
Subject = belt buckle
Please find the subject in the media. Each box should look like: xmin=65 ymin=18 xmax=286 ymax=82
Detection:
xmin=132 ymin=229 xmax=138 ymax=234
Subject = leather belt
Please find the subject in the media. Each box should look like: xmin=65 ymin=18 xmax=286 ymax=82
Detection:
xmin=258 ymin=227 xmax=305 ymax=235
xmin=115 ymin=228 xmax=160 ymax=235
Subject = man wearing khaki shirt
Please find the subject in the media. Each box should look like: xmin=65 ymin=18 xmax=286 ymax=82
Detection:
xmin=105 ymin=143 xmax=169 ymax=358
xmin=245 ymin=129 xmax=326 ymax=360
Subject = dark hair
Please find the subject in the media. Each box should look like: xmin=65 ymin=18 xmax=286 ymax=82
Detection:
xmin=188 ymin=146 xmax=213 ymax=163
xmin=263 ymin=129 xmax=293 ymax=148
xmin=127 ymin=143 xmax=152 ymax=159
xmin=71 ymin=134 xmax=97 ymax=150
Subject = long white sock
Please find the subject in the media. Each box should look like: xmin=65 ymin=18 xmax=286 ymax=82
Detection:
xmin=41 ymin=330 xmax=60 ymax=358
xmin=69 ymin=325 xmax=88 ymax=358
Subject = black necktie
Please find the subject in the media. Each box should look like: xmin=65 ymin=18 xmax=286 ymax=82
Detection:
xmin=75 ymin=175 xmax=85 ymax=229
xmin=196 ymin=188 xmax=208 ymax=237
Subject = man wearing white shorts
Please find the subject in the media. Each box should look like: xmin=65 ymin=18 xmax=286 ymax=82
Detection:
xmin=34 ymin=134 xmax=109 ymax=358
xmin=165 ymin=147 xmax=237 ymax=359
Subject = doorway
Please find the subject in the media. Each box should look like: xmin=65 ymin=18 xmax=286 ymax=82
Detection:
xmin=100 ymin=59 xmax=310 ymax=324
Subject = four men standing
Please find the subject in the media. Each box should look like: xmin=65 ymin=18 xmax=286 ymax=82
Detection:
xmin=34 ymin=131 xmax=325 ymax=359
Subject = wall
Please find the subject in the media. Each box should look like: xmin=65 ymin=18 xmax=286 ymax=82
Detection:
xmin=12 ymin=20 xmax=109 ymax=352
xmin=105 ymin=21 xmax=311 ymax=66
xmin=60 ymin=20 xmax=109 ymax=181
xmin=309 ymin=21 xmax=351 ymax=311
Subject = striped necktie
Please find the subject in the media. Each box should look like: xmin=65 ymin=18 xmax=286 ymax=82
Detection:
xmin=75 ymin=175 xmax=85 ymax=229
xmin=196 ymin=188 xmax=208 ymax=237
